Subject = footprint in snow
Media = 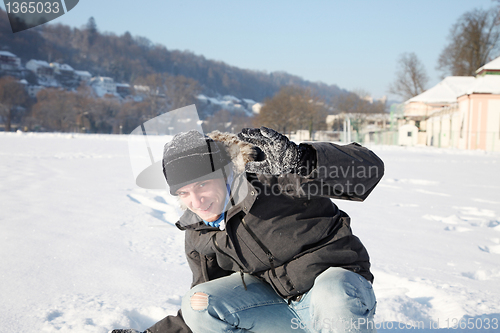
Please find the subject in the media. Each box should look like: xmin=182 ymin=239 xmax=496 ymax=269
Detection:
xmin=127 ymin=190 xmax=182 ymax=225
xmin=461 ymin=270 xmax=500 ymax=281
xmin=46 ymin=310 xmax=63 ymax=321
xmin=453 ymin=206 xmax=496 ymax=218
xmin=479 ymin=244 xmax=500 ymax=254
xmin=423 ymin=210 xmax=499 ymax=231
xmin=415 ymin=189 xmax=450 ymax=197
xmin=444 ymin=226 xmax=471 ymax=232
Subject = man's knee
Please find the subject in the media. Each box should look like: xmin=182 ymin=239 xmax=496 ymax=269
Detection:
xmin=190 ymin=292 xmax=209 ymax=311
xmin=181 ymin=290 xmax=211 ymax=331
xmin=311 ymin=268 xmax=376 ymax=314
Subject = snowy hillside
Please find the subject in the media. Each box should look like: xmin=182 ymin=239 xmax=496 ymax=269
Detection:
xmin=1 ymin=132 xmax=499 ymax=332
xmin=196 ymin=94 xmax=261 ymax=116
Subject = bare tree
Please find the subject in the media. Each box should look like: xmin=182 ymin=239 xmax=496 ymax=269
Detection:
xmin=254 ymin=86 xmax=298 ymax=134
xmin=90 ymin=98 xmax=121 ymax=133
xmin=389 ymin=52 xmax=429 ymax=101
xmin=204 ymin=109 xmax=233 ymax=133
xmin=134 ymin=73 xmax=170 ymax=120
xmin=134 ymin=73 xmax=201 ymax=117
xmin=203 ymin=108 xmax=253 ymax=133
xmin=437 ymin=8 xmax=500 ymax=76
xmin=332 ymin=89 xmax=386 ymax=139
xmin=116 ymin=100 xmax=148 ymax=134
xmin=334 ymin=89 xmax=385 ymax=115
xmin=165 ymin=75 xmax=201 ymax=111
xmin=255 ymin=86 xmax=327 ymax=136
xmin=32 ymin=89 xmax=77 ymax=131
xmin=0 ymin=76 xmax=29 ymax=132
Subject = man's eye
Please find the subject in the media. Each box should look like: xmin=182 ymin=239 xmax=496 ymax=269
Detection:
xmin=199 ymin=182 xmax=207 ymax=188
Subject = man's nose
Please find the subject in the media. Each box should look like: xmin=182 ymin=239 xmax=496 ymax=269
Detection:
xmin=191 ymin=192 xmax=204 ymax=209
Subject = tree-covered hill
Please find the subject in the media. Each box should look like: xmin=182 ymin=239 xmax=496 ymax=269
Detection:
xmin=0 ymin=10 xmax=346 ymax=102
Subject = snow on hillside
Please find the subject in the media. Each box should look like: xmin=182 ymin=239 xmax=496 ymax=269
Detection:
xmin=196 ymin=94 xmax=260 ymax=116
xmin=1 ymin=132 xmax=499 ymax=332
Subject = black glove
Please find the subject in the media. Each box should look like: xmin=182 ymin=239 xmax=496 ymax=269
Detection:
xmin=237 ymin=127 xmax=316 ymax=176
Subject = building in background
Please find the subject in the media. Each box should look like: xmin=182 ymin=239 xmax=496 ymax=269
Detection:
xmin=115 ymin=83 xmax=131 ymax=98
xmin=0 ymin=51 xmax=21 ymax=71
xmin=401 ymin=56 xmax=500 ymax=151
xmin=324 ymin=112 xmax=390 ymax=144
xmin=26 ymin=60 xmax=54 ymax=78
xmin=74 ymin=70 xmax=92 ymax=84
xmin=427 ymin=75 xmax=500 ymax=151
xmin=89 ymin=76 xmax=117 ymax=97
xmin=403 ymin=76 xmax=475 ymax=145
xmin=50 ymin=63 xmax=74 ymax=76
xmin=476 ymin=57 xmax=500 ymax=76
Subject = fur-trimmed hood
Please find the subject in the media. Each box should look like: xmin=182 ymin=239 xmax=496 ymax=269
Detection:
xmin=206 ymin=130 xmax=257 ymax=173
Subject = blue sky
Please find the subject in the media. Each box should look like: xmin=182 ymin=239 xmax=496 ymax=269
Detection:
xmin=2 ymin=0 xmax=497 ymax=101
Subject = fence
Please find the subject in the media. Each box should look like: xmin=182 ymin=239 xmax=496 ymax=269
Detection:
xmin=337 ymin=130 xmax=399 ymax=146
xmin=304 ymin=128 xmax=500 ymax=151
xmin=428 ymin=130 xmax=500 ymax=152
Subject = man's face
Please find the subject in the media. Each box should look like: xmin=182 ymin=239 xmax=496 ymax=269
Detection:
xmin=176 ymin=178 xmax=227 ymax=222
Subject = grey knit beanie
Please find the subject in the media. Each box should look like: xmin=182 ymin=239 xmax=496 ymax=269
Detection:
xmin=162 ymin=130 xmax=231 ymax=195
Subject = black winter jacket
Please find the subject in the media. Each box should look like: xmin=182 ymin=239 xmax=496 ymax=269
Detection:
xmin=148 ymin=141 xmax=384 ymax=333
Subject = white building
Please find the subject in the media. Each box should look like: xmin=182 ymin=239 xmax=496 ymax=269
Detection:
xmin=251 ymin=103 xmax=262 ymax=114
xmin=89 ymin=76 xmax=117 ymax=97
xmin=50 ymin=63 xmax=74 ymax=76
xmin=74 ymin=70 xmax=92 ymax=83
xmin=116 ymin=83 xmax=131 ymax=97
xmin=0 ymin=51 xmax=21 ymax=70
xmin=403 ymin=55 xmax=500 ymax=151
xmin=426 ymin=75 xmax=500 ymax=151
xmin=27 ymin=85 xmax=44 ymax=98
xmin=398 ymin=124 xmax=419 ymax=146
xmin=476 ymin=56 xmax=500 ymax=76
xmin=26 ymin=59 xmax=54 ymax=78
xmin=403 ymin=76 xmax=476 ymax=145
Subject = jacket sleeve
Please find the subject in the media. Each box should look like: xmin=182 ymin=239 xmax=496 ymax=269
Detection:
xmin=260 ymin=142 xmax=384 ymax=201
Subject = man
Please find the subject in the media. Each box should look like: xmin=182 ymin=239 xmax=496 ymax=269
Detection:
xmin=113 ymin=126 xmax=384 ymax=333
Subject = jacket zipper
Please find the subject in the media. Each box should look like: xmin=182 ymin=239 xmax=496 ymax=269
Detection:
xmin=240 ymin=217 xmax=278 ymax=279
xmin=211 ymin=234 xmax=248 ymax=290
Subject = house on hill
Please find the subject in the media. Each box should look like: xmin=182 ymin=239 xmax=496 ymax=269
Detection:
xmin=74 ymin=70 xmax=92 ymax=83
xmin=0 ymin=51 xmax=21 ymax=70
xmin=115 ymin=83 xmax=131 ymax=98
xmin=50 ymin=63 xmax=74 ymax=76
xmin=50 ymin=63 xmax=80 ymax=88
xmin=26 ymin=59 xmax=59 ymax=87
xmin=89 ymin=76 xmax=116 ymax=97
xmin=26 ymin=60 xmax=54 ymax=78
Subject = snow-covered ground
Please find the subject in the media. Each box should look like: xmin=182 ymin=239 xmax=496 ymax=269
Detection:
xmin=1 ymin=132 xmax=499 ymax=332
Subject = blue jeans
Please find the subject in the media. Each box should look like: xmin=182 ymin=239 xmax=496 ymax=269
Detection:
xmin=181 ymin=267 xmax=377 ymax=333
